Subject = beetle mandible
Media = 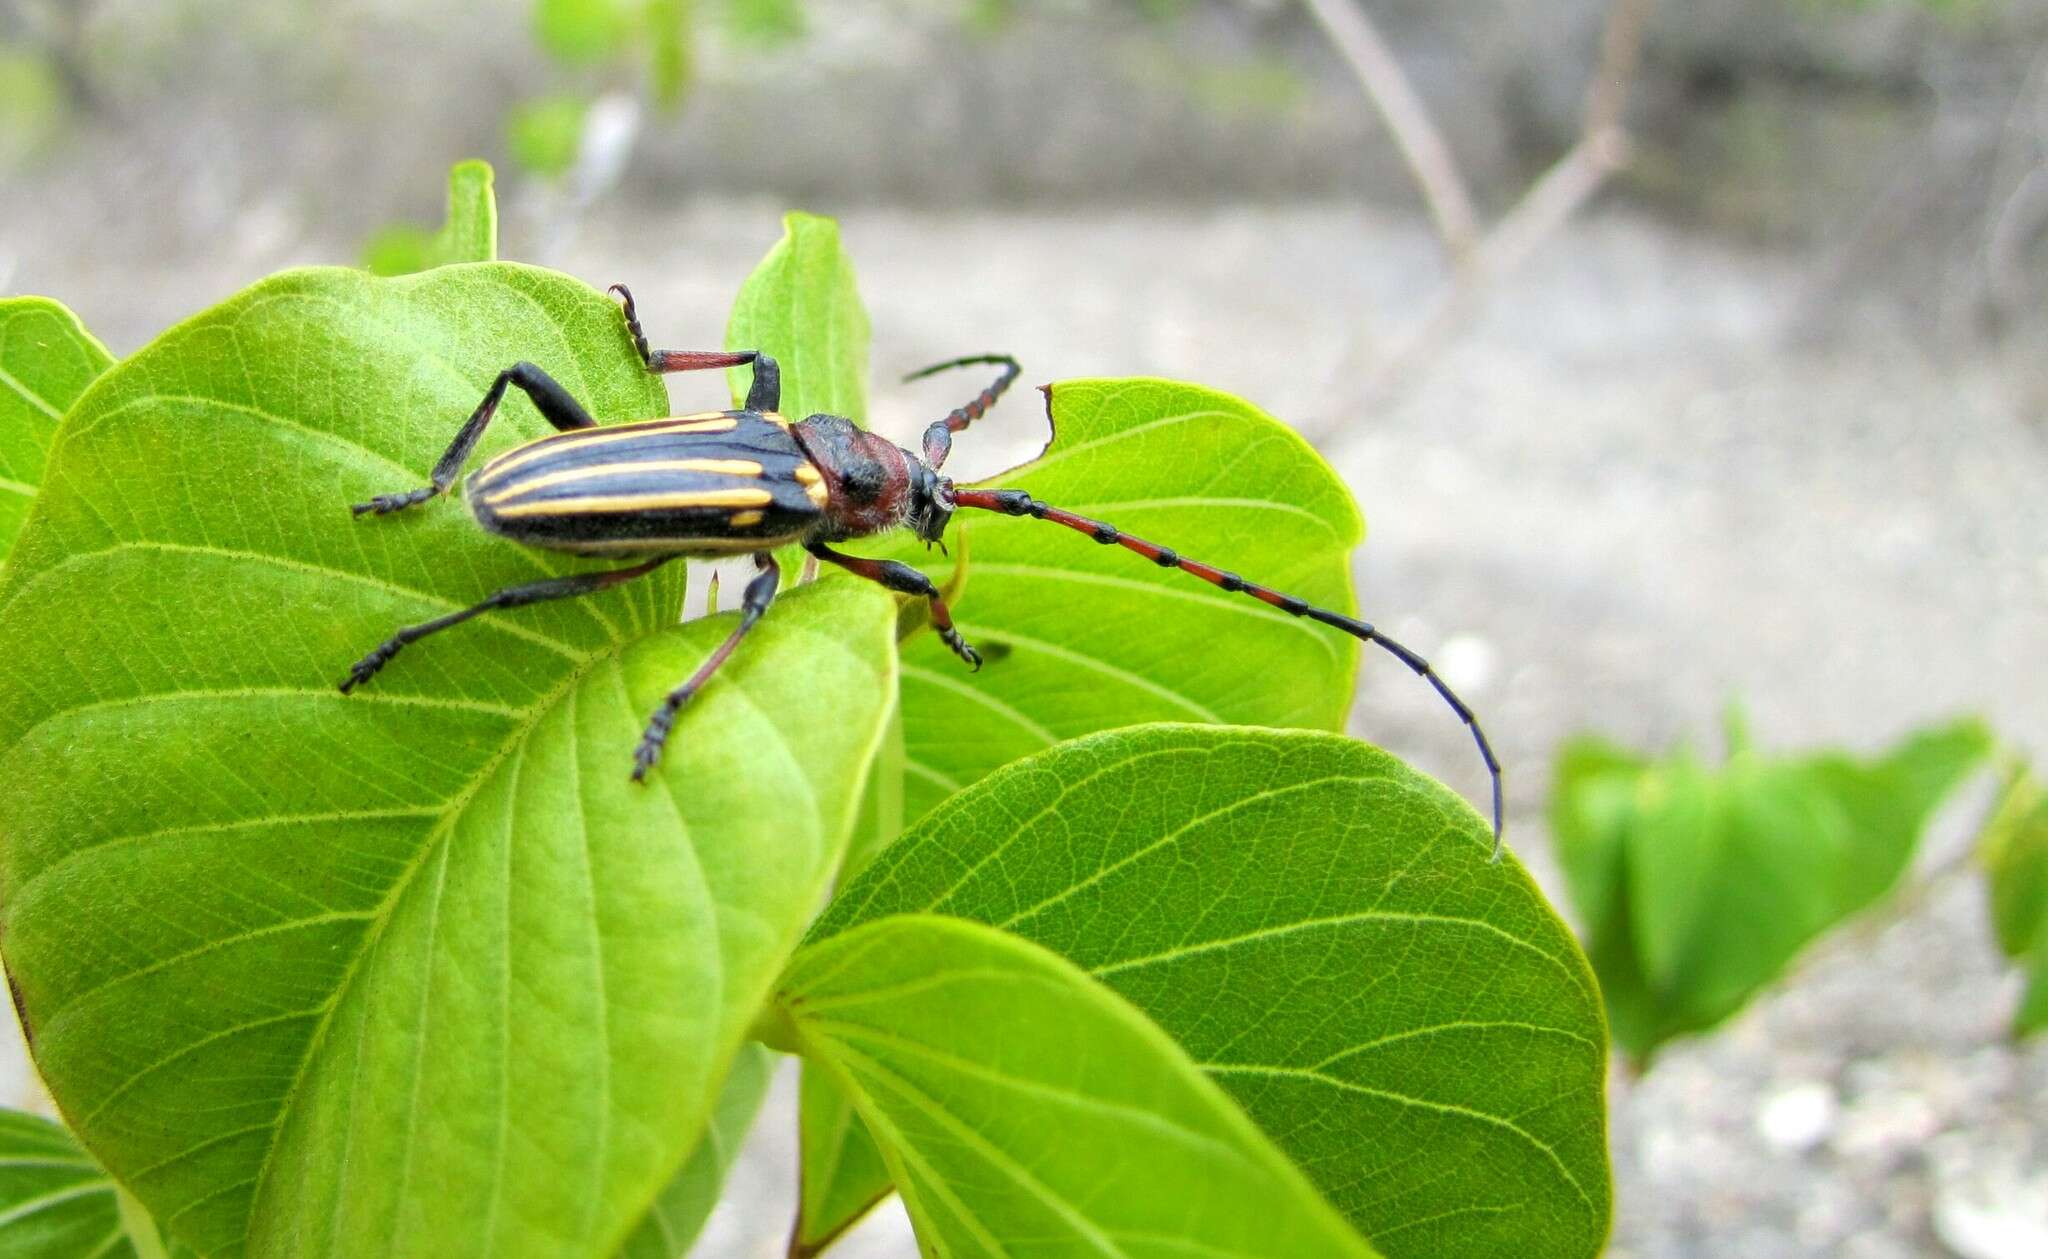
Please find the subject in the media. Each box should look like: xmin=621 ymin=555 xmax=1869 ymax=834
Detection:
xmin=340 ymin=286 xmax=1505 ymax=853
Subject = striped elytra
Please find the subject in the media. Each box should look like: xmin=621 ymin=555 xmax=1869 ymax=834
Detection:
xmin=466 ymin=410 xmax=829 ymax=556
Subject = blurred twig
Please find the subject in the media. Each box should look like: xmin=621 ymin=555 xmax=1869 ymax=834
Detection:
xmin=1300 ymin=0 xmax=1478 ymax=260
xmin=1303 ymin=0 xmax=1656 ymax=444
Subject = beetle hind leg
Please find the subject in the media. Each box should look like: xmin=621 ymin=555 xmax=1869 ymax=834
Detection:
xmin=338 ymin=556 xmax=671 ymax=692
xmin=632 ymin=553 xmax=782 ymax=781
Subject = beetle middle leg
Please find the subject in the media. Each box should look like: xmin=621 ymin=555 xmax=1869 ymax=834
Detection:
xmin=609 ymin=284 xmax=781 ymax=413
xmin=805 ymin=541 xmax=981 ymax=670
xmin=354 ymin=362 xmax=595 ymax=516
xmin=339 ymin=556 xmax=673 ymax=693
xmin=632 ymin=552 xmax=781 ymax=781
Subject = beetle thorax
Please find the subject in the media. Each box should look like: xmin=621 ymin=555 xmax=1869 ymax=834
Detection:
xmin=791 ymin=414 xmax=934 ymax=542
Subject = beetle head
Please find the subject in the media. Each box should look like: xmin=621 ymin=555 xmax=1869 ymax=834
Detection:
xmin=906 ymin=458 xmax=955 ymax=546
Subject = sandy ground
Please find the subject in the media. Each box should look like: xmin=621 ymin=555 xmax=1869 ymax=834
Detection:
xmin=5 ymin=201 xmax=2045 ymax=1255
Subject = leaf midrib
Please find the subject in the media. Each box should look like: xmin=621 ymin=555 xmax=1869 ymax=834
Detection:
xmin=239 ymin=640 xmax=620 ymax=1254
xmin=0 ymin=359 xmax=65 ymax=423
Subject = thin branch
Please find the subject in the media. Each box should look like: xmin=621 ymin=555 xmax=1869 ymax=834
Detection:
xmin=1305 ymin=0 xmax=1657 ymax=443
xmin=1342 ymin=128 xmax=1630 ymax=410
xmin=1583 ymin=0 xmax=1653 ymax=138
xmin=1301 ymin=0 xmax=1480 ymax=259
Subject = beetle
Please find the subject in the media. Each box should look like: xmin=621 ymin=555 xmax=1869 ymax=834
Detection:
xmin=341 ymin=285 xmax=1505 ymax=851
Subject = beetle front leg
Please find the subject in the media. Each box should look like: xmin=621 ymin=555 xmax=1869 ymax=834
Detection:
xmin=805 ymin=542 xmax=981 ymax=670
xmin=632 ymin=552 xmax=782 ymax=781
xmin=353 ymin=361 xmax=596 ymax=516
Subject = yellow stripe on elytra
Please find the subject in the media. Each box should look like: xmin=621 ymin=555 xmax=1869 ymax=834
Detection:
xmin=491 ymin=486 xmax=776 ymax=518
xmin=792 ymin=462 xmax=830 ymax=508
xmin=728 ymin=509 xmax=765 ymax=527
xmin=478 ymin=413 xmax=745 ymax=480
xmin=481 ymin=458 xmax=768 ymax=505
xmin=557 ymin=534 xmax=784 ymax=556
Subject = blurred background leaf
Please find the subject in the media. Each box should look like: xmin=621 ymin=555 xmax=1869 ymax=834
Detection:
xmin=535 ymin=0 xmax=634 ymax=66
xmin=507 ymin=93 xmax=591 ymax=180
xmin=1981 ymin=764 xmax=2048 ymax=1037
xmin=1551 ymin=715 xmax=1994 ymax=1062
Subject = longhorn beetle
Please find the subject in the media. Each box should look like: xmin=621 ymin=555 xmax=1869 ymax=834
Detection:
xmin=341 ymin=286 xmax=1505 ymax=852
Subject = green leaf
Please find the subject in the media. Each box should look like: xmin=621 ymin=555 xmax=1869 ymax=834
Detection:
xmin=0 ymin=47 xmax=66 ymax=166
xmin=364 ymin=159 xmax=498 ymax=276
xmin=725 ymin=0 xmax=805 ymax=45
xmin=725 ymin=211 xmax=870 ymax=426
xmin=508 ymin=94 xmax=590 ymax=180
xmin=613 ymin=1044 xmax=775 ymax=1258
xmin=1981 ymin=765 xmax=2048 ymax=1036
xmin=792 ymin=1062 xmax=894 ymax=1257
xmin=878 ymin=377 xmax=1364 ymax=824
xmin=644 ymin=0 xmax=696 ymax=107
xmin=780 ymin=914 xmax=1381 ymax=1258
xmin=536 ymin=0 xmax=635 ymax=65
xmin=0 ymin=261 xmax=898 ymax=1257
xmin=0 ymin=1107 xmax=139 ymax=1258
xmin=1552 ymin=717 xmax=1993 ymax=1061
xmin=1804 ymin=717 xmax=1994 ymax=912
xmin=0 ymin=297 xmax=113 ymax=561
xmin=811 ymin=725 xmax=1610 ymax=1259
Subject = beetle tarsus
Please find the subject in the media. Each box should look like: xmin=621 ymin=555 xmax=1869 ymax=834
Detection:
xmin=339 ymin=641 xmax=401 ymax=692
xmin=630 ymin=717 xmax=672 ymax=782
xmin=940 ymin=627 xmax=982 ymax=671
xmin=353 ymin=487 xmax=437 ymax=516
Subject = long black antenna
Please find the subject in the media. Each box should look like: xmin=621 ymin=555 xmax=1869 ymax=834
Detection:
xmin=952 ymin=487 xmax=1505 ymax=858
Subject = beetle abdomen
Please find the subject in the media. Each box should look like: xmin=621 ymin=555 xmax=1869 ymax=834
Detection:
xmin=467 ymin=410 xmax=827 ymax=555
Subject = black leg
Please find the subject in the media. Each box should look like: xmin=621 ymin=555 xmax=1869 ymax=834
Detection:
xmin=631 ymin=553 xmax=782 ymax=781
xmin=904 ymin=354 xmax=1022 ymax=469
xmin=339 ymin=556 xmax=672 ymax=692
xmin=609 ymin=284 xmax=781 ymax=413
xmin=354 ymin=362 xmax=596 ymax=516
xmin=806 ymin=541 xmax=981 ymax=670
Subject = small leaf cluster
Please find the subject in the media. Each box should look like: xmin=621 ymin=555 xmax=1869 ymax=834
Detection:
xmin=1551 ymin=709 xmax=2011 ymax=1062
xmin=1981 ymin=765 xmax=2048 ymax=1036
xmin=0 ymin=167 xmax=1610 ymax=1257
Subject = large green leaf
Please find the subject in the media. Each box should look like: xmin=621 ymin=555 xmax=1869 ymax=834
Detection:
xmin=0 ymin=262 xmax=898 ymax=1257
xmin=613 ymin=1045 xmax=775 ymax=1258
xmin=879 ymin=377 xmax=1364 ymax=824
xmin=1551 ymin=717 xmax=1993 ymax=1061
xmin=0 ymin=1107 xmax=139 ymax=1258
xmin=779 ymin=914 xmax=1380 ymax=1258
xmin=1981 ymin=765 xmax=2048 ymax=1037
xmin=0 ymin=296 xmax=113 ymax=559
xmin=811 ymin=725 xmax=1610 ymax=1259
xmin=725 ymin=211 xmax=870 ymax=427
